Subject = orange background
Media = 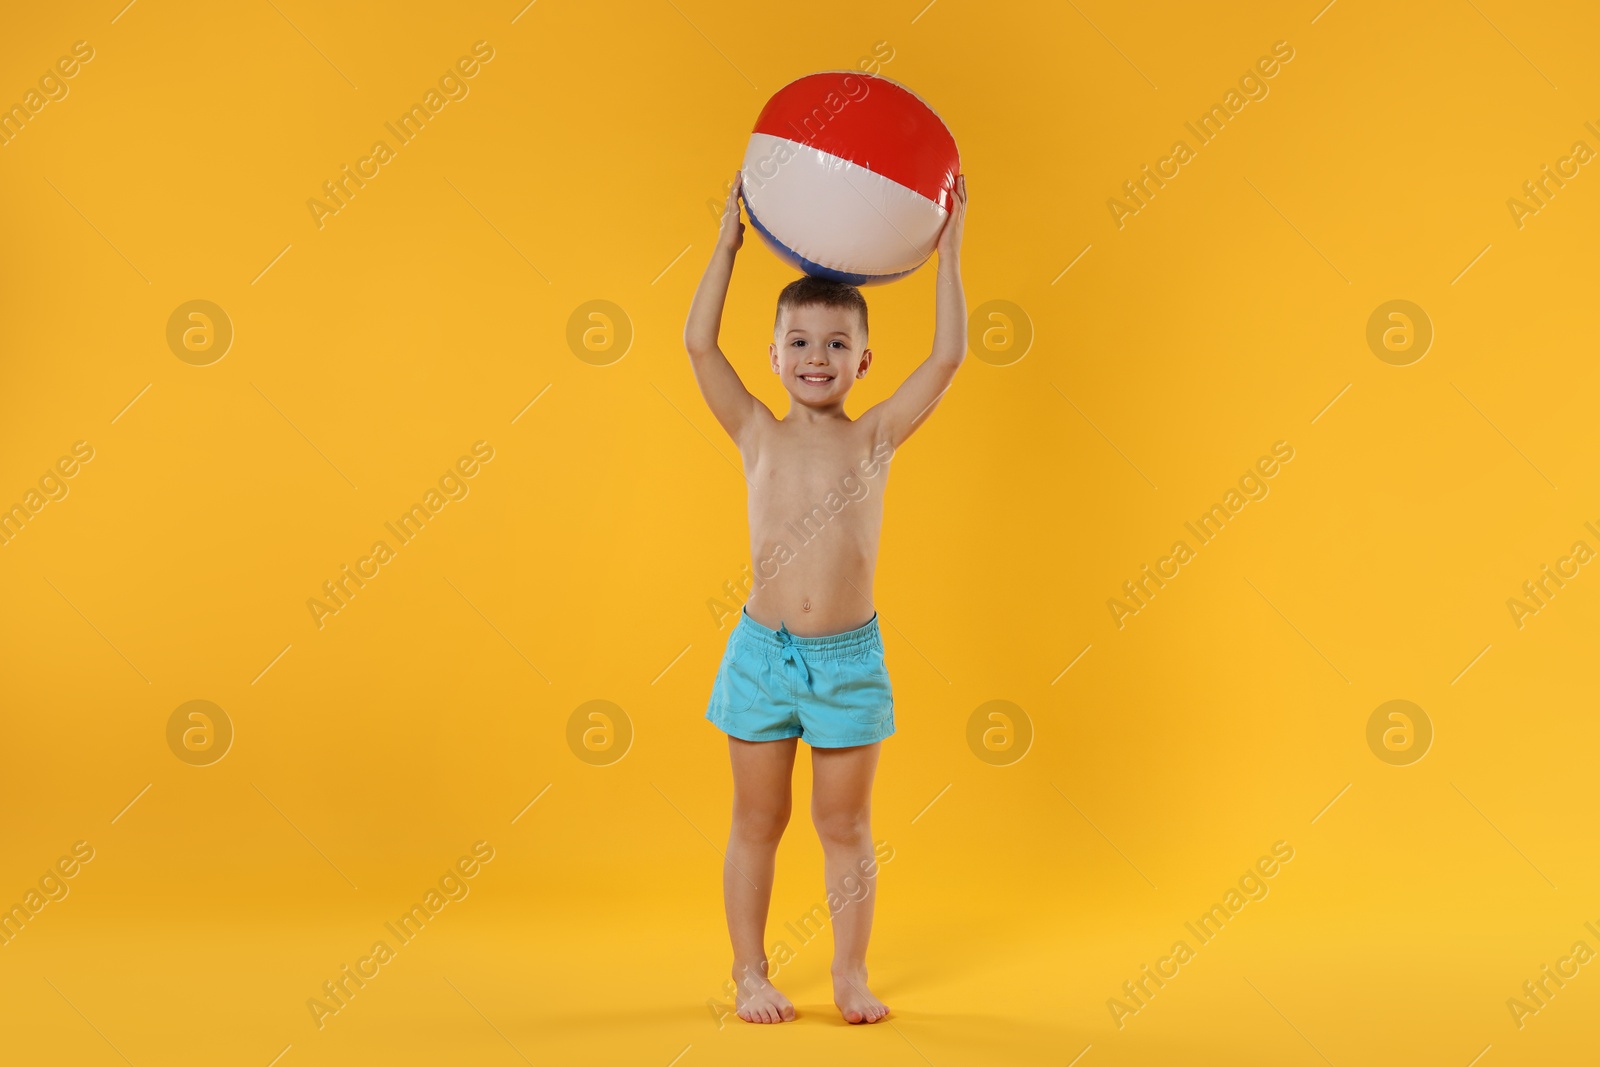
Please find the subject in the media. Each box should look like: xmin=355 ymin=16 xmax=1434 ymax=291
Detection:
xmin=2 ymin=1 xmax=1598 ymax=1064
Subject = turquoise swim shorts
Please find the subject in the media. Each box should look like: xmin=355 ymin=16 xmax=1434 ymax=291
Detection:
xmin=705 ymin=606 xmax=895 ymax=748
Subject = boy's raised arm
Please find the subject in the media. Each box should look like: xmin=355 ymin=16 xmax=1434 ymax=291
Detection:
xmin=864 ymin=174 xmax=968 ymax=449
xmin=684 ymin=174 xmax=771 ymax=447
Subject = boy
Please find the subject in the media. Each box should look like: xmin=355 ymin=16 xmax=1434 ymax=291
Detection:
xmin=684 ymin=170 xmax=968 ymax=1024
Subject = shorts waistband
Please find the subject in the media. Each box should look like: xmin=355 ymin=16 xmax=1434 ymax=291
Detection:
xmin=736 ymin=605 xmax=880 ymax=656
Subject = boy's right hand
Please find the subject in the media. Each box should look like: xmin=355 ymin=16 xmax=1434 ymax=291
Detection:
xmin=718 ymin=171 xmax=745 ymax=252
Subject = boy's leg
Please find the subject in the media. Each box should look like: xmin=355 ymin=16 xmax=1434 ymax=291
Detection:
xmin=811 ymin=740 xmax=889 ymax=1024
xmin=725 ymin=735 xmax=798 ymax=1023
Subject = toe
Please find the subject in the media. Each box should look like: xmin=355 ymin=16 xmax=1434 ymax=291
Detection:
xmin=844 ymin=1008 xmax=864 ymax=1024
xmin=781 ymin=1003 xmax=796 ymax=1022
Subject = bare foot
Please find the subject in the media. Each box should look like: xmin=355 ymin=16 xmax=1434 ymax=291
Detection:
xmin=733 ymin=963 xmax=795 ymax=1024
xmin=833 ymin=968 xmax=888 ymax=1024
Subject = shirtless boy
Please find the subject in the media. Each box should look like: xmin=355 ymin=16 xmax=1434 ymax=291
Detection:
xmin=683 ymin=170 xmax=968 ymax=1024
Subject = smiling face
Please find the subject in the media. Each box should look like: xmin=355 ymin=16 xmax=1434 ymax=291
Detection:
xmin=770 ymin=301 xmax=872 ymax=411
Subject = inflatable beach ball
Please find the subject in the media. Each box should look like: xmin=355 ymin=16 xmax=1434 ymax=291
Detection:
xmin=741 ymin=71 xmax=959 ymax=285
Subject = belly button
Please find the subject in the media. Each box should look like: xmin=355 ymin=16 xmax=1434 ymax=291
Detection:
xmin=802 ymin=598 xmax=812 ymax=612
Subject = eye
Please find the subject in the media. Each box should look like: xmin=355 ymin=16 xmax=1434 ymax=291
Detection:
xmin=791 ymin=339 xmax=805 ymax=347
xmin=829 ymin=340 xmax=845 ymax=349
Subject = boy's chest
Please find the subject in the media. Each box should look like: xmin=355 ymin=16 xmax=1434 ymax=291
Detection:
xmin=747 ymin=429 xmax=892 ymax=504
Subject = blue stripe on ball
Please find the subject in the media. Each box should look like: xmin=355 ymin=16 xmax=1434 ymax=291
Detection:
xmin=744 ymin=201 xmax=917 ymax=287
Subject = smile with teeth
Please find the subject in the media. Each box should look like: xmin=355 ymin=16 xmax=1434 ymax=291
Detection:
xmin=799 ymin=371 xmax=835 ymax=384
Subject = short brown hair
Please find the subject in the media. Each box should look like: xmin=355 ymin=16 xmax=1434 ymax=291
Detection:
xmin=774 ymin=276 xmax=868 ymax=342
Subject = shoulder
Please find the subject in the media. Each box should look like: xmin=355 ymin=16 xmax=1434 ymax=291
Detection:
xmin=847 ymin=415 xmax=898 ymax=477
xmin=853 ymin=405 xmax=902 ymax=463
xmin=853 ymin=403 xmax=889 ymax=446
xmin=734 ymin=401 xmax=780 ymax=456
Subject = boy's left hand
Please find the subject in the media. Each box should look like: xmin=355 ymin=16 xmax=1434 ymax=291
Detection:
xmin=936 ymin=173 xmax=966 ymax=259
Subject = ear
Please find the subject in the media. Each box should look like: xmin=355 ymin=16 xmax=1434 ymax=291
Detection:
xmin=769 ymin=341 xmax=779 ymax=372
xmin=856 ymin=348 xmax=873 ymax=378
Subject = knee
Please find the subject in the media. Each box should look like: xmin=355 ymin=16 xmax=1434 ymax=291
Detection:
xmin=732 ymin=800 xmax=791 ymax=844
xmin=811 ymin=808 xmax=869 ymax=849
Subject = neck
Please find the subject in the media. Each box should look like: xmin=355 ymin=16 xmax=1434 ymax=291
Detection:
xmin=783 ymin=398 xmax=849 ymax=422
